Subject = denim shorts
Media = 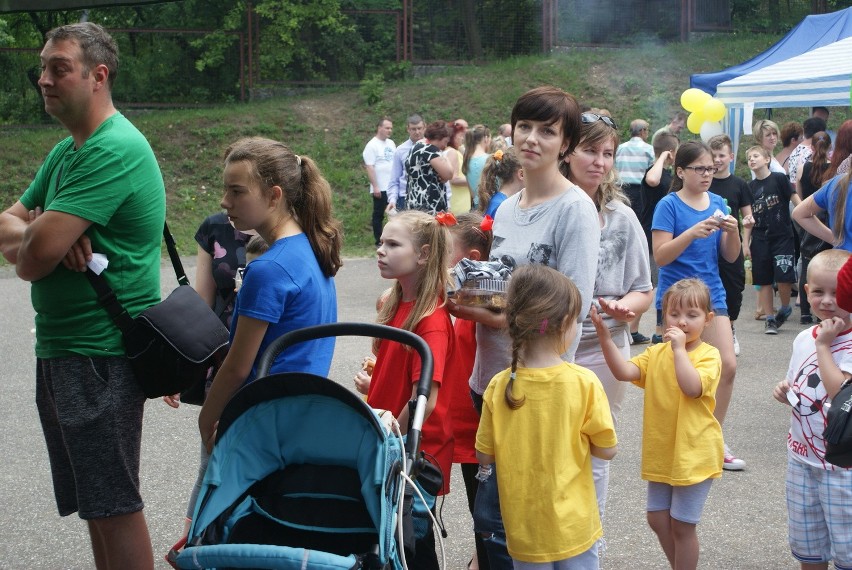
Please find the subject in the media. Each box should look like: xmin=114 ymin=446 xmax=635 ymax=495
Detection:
xmin=35 ymin=356 xmax=146 ymax=519
xmin=647 ymin=479 xmax=713 ymax=524
xmin=511 ymin=544 xmax=599 ymax=570
xmin=786 ymin=457 xmax=852 ymax=567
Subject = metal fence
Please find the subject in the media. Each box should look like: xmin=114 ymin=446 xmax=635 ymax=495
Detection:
xmin=2 ymin=0 xmax=850 ymax=123
xmin=0 ymin=27 xmax=244 ymax=123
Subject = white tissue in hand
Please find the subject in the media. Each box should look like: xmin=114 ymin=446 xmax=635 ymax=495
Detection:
xmin=87 ymin=253 xmax=109 ymax=275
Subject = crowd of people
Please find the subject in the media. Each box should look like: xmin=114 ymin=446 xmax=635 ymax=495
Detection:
xmin=2 ymin=20 xmax=852 ymax=570
xmin=357 ymin=96 xmax=852 ymax=570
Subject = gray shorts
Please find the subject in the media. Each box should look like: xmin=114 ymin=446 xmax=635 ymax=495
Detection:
xmin=35 ymin=356 xmax=146 ymax=520
xmin=647 ymin=479 xmax=713 ymax=525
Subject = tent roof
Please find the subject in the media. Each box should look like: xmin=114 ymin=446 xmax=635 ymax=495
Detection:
xmin=715 ymin=36 xmax=852 ymax=109
xmin=690 ymin=7 xmax=852 ymax=95
xmin=0 ymin=0 xmax=176 ymax=13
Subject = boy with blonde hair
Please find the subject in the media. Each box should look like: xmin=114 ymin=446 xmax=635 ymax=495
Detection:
xmin=773 ymin=249 xmax=852 ymax=570
xmin=708 ymin=134 xmax=754 ymax=361
xmin=743 ymin=145 xmax=801 ymax=335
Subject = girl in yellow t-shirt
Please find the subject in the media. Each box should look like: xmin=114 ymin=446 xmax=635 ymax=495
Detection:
xmin=475 ymin=264 xmax=618 ymax=568
xmin=591 ymin=278 xmax=723 ymax=570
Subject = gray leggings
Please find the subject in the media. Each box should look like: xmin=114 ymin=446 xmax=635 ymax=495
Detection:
xmin=186 ymin=440 xmax=211 ymax=519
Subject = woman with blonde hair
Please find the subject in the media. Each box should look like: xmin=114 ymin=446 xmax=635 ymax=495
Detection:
xmin=562 ymin=112 xmax=653 ymax=519
xmin=752 ymin=119 xmax=785 ymax=175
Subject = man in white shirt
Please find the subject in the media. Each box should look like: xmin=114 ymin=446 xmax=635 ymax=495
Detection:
xmin=363 ymin=117 xmax=395 ymax=246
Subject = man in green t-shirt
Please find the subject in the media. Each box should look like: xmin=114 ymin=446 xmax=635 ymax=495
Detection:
xmin=0 ymin=23 xmax=163 ymax=568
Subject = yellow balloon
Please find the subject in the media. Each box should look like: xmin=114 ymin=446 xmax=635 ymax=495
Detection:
xmin=687 ymin=112 xmax=704 ymax=134
xmin=702 ymin=98 xmax=726 ymax=123
xmin=680 ymin=88 xmax=711 ymax=113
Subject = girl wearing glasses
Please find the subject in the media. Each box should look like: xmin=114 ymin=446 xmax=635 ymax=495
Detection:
xmin=450 ymin=85 xmax=601 ymax=570
xmin=652 ymin=140 xmax=743 ymax=471
xmin=561 ymin=113 xmax=653 ymax=521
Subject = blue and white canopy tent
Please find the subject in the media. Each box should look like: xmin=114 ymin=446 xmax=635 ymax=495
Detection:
xmin=692 ymin=8 xmax=852 ymax=97
xmin=690 ymin=7 xmax=852 ymax=159
xmin=713 ymin=36 xmax=852 ymax=158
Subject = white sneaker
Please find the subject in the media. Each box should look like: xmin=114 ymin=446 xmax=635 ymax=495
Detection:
xmin=732 ymin=332 xmax=740 ymax=356
xmin=723 ymin=444 xmax=746 ymax=471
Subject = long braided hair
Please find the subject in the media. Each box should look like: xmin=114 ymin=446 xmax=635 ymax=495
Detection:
xmin=503 ymin=264 xmax=582 ymax=409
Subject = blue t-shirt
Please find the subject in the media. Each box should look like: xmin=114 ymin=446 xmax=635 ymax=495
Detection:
xmin=233 ymin=233 xmax=337 ymax=381
xmin=652 ymin=192 xmax=727 ymax=311
xmin=814 ymin=174 xmax=852 ymax=252
xmin=485 ymin=191 xmax=508 ymax=219
xmin=466 ymin=155 xmax=488 ymax=209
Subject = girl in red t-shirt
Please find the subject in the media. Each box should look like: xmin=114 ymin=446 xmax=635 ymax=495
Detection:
xmin=357 ymin=210 xmax=454 ymax=570
xmin=446 ymin=212 xmax=494 ymax=570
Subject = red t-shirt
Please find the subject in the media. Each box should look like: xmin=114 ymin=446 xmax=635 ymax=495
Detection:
xmin=448 ymin=318 xmax=480 ymax=464
xmin=367 ymin=301 xmax=455 ymax=494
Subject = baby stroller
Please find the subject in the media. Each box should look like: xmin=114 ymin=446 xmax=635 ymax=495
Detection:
xmin=175 ymin=322 xmax=436 ymax=570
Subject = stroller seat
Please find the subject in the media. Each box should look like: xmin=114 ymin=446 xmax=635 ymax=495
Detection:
xmin=177 ymin=373 xmax=403 ymax=569
xmin=228 ymin=463 xmax=378 ymax=556
xmin=176 ymin=323 xmax=436 ymax=570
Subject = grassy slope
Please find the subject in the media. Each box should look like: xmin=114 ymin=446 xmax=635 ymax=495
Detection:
xmin=3 ymin=32 xmax=848 ymax=258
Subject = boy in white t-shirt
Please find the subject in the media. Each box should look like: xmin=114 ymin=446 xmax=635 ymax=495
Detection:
xmin=773 ymin=249 xmax=852 ymax=570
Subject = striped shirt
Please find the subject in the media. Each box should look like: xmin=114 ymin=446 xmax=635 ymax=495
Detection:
xmin=615 ymin=137 xmax=655 ymax=186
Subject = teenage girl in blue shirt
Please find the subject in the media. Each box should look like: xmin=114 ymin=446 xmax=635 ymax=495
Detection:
xmin=651 ymin=140 xmax=743 ymax=469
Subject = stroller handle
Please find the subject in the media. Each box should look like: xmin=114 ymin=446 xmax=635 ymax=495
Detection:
xmin=256 ymin=321 xmax=434 ymax=404
xmin=256 ymin=323 xmax=434 ymax=464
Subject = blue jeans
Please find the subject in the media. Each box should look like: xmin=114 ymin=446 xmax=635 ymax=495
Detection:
xmin=471 ymin=389 xmax=513 ymax=570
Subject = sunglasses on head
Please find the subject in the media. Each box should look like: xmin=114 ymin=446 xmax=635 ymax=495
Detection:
xmin=581 ymin=112 xmax=617 ymax=130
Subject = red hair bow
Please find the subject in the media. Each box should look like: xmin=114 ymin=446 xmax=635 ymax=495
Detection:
xmin=480 ymin=215 xmax=494 ymax=232
xmin=436 ymin=212 xmax=457 ymax=226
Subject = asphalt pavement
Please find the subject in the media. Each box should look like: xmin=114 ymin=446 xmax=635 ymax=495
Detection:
xmin=0 ymin=256 xmax=802 ymax=569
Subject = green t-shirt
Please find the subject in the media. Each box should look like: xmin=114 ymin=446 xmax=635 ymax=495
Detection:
xmin=20 ymin=112 xmax=165 ymax=358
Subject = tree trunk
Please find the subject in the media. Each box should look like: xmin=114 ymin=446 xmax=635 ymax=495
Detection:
xmin=459 ymin=0 xmax=482 ymax=60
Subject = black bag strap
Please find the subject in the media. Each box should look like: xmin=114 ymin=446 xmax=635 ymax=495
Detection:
xmin=85 ymin=221 xmax=189 ymax=331
xmin=53 ymin=163 xmax=189 ymax=328
xmin=163 ymin=222 xmax=189 ymax=286
xmin=85 ymin=268 xmax=137 ymax=333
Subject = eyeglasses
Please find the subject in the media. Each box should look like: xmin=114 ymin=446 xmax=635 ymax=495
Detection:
xmin=581 ymin=112 xmax=618 ymax=130
xmin=682 ymin=166 xmax=718 ymax=175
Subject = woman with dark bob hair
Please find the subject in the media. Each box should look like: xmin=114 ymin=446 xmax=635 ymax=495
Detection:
xmin=405 ymin=120 xmax=454 ymax=214
xmin=451 ymin=86 xmax=601 ymax=569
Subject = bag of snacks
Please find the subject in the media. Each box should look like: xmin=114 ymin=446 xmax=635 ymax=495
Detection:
xmin=448 ymin=259 xmax=513 ymax=310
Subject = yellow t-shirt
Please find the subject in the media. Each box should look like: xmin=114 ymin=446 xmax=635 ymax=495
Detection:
xmin=447 ymin=147 xmax=471 ymax=214
xmin=476 ymin=362 xmax=617 ymax=563
xmin=630 ymin=342 xmax=723 ymax=485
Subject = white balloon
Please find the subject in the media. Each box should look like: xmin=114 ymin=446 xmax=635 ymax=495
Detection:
xmin=699 ymin=121 xmax=724 ymax=142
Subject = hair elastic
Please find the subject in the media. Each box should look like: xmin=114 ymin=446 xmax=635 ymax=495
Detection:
xmin=480 ymin=215 xmax=493 ymax=232
xmin=435 ymin=211 xmax=457 ymax=226
xmin=539 ymin=318 xmax=549 ymax=334
xmin=295 ymin=155 xmax=302 ymax=167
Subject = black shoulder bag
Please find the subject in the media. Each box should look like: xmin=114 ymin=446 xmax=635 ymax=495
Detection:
xmin=824 ymin=379 xmax=852 ymax=468
xmin=86 ymin=223 xmax=230 ymax=399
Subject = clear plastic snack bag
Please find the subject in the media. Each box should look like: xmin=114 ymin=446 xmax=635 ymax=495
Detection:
xmin=448 ymin=258 xmax=513 ymax=310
